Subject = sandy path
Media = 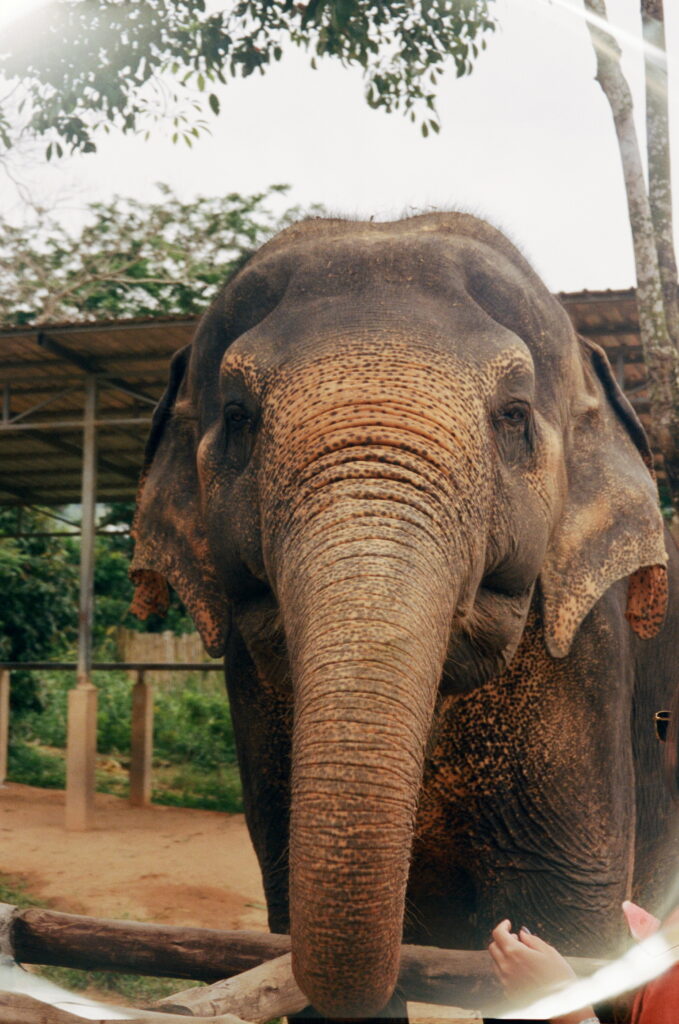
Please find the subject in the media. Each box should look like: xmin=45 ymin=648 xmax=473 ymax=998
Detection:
xmin=1 ymin=782 xmax=267 ymax=930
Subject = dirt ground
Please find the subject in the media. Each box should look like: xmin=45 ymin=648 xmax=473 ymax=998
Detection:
xmin=1 ymin=781 xmax=479 ymax=1021
xmin=1 ymin=781 xmax=268 ymax=930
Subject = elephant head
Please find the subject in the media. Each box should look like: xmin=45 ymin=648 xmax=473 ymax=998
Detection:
xmin=130 ymin=214 xmax=667 ymax=1017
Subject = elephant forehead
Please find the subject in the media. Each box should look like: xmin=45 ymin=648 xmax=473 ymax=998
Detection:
xmin=220 ymin=289 xmax=533 ymax=382
xmin=266 ymin=335 xmax=528 ymax=407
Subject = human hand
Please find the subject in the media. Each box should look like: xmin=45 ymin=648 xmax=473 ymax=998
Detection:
xmin=489 ymin=919 xmax=577 ymax=997
xmin=488 ymin=919 xmax=597 ymax=1024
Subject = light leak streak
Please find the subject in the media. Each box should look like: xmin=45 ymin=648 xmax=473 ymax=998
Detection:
xmin=518 ymin=0 xmax=668 ymax=71
xmin=497 ymin=922 xmax=679 ymax=1020
xmin=0 ymin=0 xmax=52 ymax=33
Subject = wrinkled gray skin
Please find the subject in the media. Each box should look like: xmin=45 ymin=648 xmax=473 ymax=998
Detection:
xmin=131 ymin=214 xmax=678 ymax=1020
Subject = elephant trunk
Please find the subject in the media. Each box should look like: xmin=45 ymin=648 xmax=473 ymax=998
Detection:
xmin=278 ymin=509 xmax=466 ymax=1018
xmin=263 ymin=343 xmax=487 ymax=1016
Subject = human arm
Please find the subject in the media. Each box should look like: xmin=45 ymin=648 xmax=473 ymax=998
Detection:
xmin=488 ymin=919 xmax=599 ymax=1024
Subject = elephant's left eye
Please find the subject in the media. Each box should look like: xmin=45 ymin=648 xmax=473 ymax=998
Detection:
xmin=497 ymin=401 xmax=529 ymax=426
xmin=493 ymin=400 xmax=533 ymax=465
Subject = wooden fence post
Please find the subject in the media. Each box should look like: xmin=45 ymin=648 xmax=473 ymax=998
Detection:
xmin=129 ymin=670 xmax=153 ymax=807
xmin=0 ymin=670 xmax=9 ymax=785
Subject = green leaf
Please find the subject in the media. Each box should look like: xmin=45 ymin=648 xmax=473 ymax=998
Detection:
xmin=208 ymin=92 xmax=220 ymax=115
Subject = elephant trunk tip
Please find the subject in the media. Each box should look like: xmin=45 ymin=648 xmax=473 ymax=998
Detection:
xmin=292 ymin=945 xmax=399 ymax=1020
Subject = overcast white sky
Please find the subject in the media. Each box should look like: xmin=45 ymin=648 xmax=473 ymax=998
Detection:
xmin=0 ymin=0 xmax=677 ymax=293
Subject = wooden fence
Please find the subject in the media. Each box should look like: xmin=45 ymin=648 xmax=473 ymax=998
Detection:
xmin=115 ymin=629 xmax=219 ymax=683
xmin=0 ymin=902 xmax=625 ymax=1024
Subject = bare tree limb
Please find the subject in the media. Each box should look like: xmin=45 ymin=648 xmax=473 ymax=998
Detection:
xmin=0 ymin=990 xmax=252 ymax=1024
xmin=641 ymin=0 xmax=679 ymax=348
xmin=158 ymin=951 xmax=307 ymax=1021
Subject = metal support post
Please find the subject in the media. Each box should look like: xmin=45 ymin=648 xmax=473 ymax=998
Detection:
xmin=0 ymin=670 xmax=9 ymax=785
xmin=129 ymin=671 xmax=153 ymax=807
xmin=66 ymin=375 xmax=98 ymax=831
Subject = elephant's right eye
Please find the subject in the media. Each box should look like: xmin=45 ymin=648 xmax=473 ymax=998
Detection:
xmin=223 ymin=402 xmax=256 ymax=469
xmin=224 ymin=403 xmax=250 ymax=428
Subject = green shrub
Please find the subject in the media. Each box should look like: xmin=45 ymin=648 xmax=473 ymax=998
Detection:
xmin=8 ymin=670 xmax=243 ymax=811
xmin=153 ymin=684 xmax=236 ymax=769
xmin=8 ymin=741 xmax=66 ymax=788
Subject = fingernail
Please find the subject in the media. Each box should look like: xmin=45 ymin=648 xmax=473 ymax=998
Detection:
xmin=520 ymin=925 xmax=531 ymax=934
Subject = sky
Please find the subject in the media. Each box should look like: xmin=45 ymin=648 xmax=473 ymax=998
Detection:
xmin=0 ymin=0 xmax=677 ymax=293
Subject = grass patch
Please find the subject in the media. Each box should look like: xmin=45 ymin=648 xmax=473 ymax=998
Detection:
xmin=0 ymin=873 xmax=42 ymax=909
xmin=37 ymin=965 xmax=198 ymax=1006
xmin=7 ymin=741 xmax=66 ymax=789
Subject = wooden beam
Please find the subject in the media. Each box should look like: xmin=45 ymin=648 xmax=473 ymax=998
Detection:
xmin=4 ymin=905 xmax=290 ymax=982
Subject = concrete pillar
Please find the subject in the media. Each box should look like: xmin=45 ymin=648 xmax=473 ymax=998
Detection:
xmin=66 ymin=374 xmax=98 ymax=831
xmin=0 ymin=670 xmax=9 ymax=785
xmin=129 ymin=672 xmax=153 ymax=807
xmin=65 ymin=683 xmax=98 ymax=830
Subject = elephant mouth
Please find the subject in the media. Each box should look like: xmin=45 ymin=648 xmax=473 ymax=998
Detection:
xmin=233 ymin=588 xmax=292 ymax=695
xmin=442 ymin=581 xmax=535 ymax=694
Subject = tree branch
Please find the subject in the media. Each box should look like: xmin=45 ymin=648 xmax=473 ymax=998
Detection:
xmin=641 ymin=0 xmax=679 ymax=349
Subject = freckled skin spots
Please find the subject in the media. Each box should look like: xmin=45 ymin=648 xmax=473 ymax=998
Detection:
xmin=130 ymin=213 xmax=677 ymax=1017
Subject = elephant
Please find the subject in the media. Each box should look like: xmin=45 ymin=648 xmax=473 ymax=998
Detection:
xmin=129 ymin=212 xmax=679 ymax=1020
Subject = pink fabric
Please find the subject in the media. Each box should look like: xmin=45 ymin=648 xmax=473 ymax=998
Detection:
xmin=631 ymin=963 xmax=679 ymax=1023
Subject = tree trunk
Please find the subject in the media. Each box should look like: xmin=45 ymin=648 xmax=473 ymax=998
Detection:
xmin=642 ymin=0 xmax=679 ymax=347
xmin=584 ymin=0 xmax=679 ymax=510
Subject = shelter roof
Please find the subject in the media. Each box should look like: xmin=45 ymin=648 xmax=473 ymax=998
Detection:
xmin=0 ymin=316 xmax=196 ymax=506
xmin=0 ymin=289 xmax=651 ymax=506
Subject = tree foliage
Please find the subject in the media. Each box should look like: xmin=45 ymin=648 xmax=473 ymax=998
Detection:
xmin=0 ymin=507 xmax=78 ymax=667
xmin=0 ymin=0 xmax=497 ymax=154
xmin=0 ymin=182 xmax=317 ymax=325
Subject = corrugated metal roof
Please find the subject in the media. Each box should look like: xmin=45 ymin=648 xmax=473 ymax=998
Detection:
xmin=0 ymin=291 xmax=655 ymax=506
xmin=0 ymin=318 xmax=197 ymax=505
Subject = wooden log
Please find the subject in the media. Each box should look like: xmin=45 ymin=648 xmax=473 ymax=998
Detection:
xmin=0 ymin=990 xmax=255 ymax=1024
xmin=159 ymin=951 xmax=307 ymax=1022
xmin=3 ymin=903 xmax=290 ymax=982
xmin=158 ymin=947 xmax=615 ymax=1022
xmin=1 ymin=902 xmax=610 ymax=1012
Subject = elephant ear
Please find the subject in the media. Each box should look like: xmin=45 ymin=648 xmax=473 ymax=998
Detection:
xmin=129 ymin=345 xmax=229 ymax=657
xmin=540 ymin=335 xmax=668 ymax=659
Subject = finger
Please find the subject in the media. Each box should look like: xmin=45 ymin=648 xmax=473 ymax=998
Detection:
xmin=518 ymin=928 xmax=554 ymax=952
xmin=491 ymin=919 xmax=518 ymax=951
xmin=488 ymin=940 xmax=507 ymax=968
